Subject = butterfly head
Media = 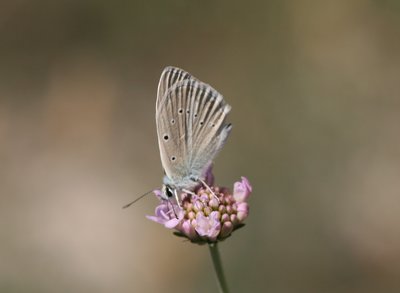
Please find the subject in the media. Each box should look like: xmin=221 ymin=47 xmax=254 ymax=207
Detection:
xmin=161 ymin=184 xmax=174 ymax=201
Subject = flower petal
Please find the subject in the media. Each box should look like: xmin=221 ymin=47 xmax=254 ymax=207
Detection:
xmin=165 ymin=218 xmax=181 ymax=229
xmin=181 ymin=219 xmax=197 ymax=239
xmin=153 ymin=189 xmax=163 ymax=200
xmin=195 ymin=211 xmax=221 ymax=241
xmin=146 ymin=215 xmax=165 ymax=225
xmin=146 ymin=202 xmax=182 ymax=228
xmin=146 ymin=203 xmax=169 ymax=224
xmin=233 ymin=177 xmax=252 ymax=202
xmin=236 ymin=202 xmax=249 ymax=221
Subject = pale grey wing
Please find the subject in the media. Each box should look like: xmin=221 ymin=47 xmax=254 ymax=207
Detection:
xmin=156 ymin=78 xmax=231 ymax=186
xmin=187 ymin=80 xmax=232 ymax=179
xmin=156 ymin=79 xmax=193 ymax=184
xmin=156 ymin=66 xmax=193 ymax=111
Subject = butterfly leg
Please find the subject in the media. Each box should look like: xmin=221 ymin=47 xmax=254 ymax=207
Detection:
xmin=197 ymin=178 xmax=220 ymax=203
xmin=173 ymin=189 xmax=182 ymax=208
xmin=166 ymin=198 xmax=178 ymax=218
xmin=182 ymin=189 xmax=196 ymax=196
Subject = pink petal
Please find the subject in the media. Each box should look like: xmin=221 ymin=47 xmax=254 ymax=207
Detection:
xmin=153 ymin=189 xmax=163 ymax=200
xmin=165 ymin=218 xmax=181 ymax=229
xmin=233 ymin=177 xmax=252 ymax=202
xmin=146 ymin=215 xmax=164 ymax=225
xmin=181 ymin=220 xmax=197 ymax=239
xmin=195 ymin=211 xmax=221 ymax=241
xmin=237 ymin=202 xmax=249 ymax=221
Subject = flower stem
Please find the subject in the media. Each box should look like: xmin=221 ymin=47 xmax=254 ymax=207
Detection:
xmin=208 ymin=243 xmax=229 ymax=293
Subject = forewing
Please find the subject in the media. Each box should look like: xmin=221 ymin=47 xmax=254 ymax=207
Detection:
xmin=156 ymin=66 xmax=193 ymax=111
xmin=156 ymin=76 xmax=231 ymax=185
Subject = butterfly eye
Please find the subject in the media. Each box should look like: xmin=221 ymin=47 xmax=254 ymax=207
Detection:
xmin=166 ymin=187 xmax=173 ymax=198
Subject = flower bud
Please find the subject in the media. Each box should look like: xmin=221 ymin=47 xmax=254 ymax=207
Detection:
xmin=219 ymin=221 xmax=234 ymax=239
xmin=187 ymin=211 xmax=196 ymax=220
xmin=230 ymin=214 xmax=238 ymax=225
xmin=194 ymin=201 xmax=204 ymax=212
xmin=185 ymin=203 xmax=194 ymax=211
xmin=221 ymin=213 xmax=230 ymax=223
xmin=181 ymin=219 xmax=197 ymax=239
xmin=200 ymin=193 xmax=209 ymax=202
xmin=204 ymin=206 xmax=212 ymax=216
xmin=209 ymin=198 xmax=219 ymax=209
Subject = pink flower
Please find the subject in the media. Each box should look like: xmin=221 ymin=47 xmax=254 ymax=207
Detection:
xmin=147 ymin=166 xmax=252 ymax=244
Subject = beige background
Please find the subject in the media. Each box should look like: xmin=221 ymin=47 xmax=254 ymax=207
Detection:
xmin=1 ymin=1 xmax=400 ymax=292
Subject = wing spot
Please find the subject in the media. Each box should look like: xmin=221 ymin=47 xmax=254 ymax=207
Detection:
xmin=171 ymin=119 xmax=175 ymax=124
xmin=171 ymin=156 xmax=176 ymax=161
xmin=211 ymin=123 xmax=215 ymax=127
xmin=200 ymin=121 xmax=204 ymax=126
xmin=194 ymin=113 xmax=198 ymax=118
xmin=163 ymin=134 xmax=169 ymax=141
xmin=178 ymin=108 xmax=183 ymax=114
xmin=186 ymin=109 xmax=190 ymax=114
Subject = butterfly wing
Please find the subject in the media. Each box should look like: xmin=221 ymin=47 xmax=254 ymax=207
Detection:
xmin=156 ymin=66 xmax=193 ymax=111
xmin=156 ymin=67 xmax=232 ymax=189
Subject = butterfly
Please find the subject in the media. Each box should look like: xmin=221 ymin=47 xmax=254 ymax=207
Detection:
xmin=156 ymin=66 xmax=232 ymax=205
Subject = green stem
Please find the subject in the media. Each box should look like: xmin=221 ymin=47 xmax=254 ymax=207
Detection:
xmin=208 ymin=243 xmax=229 ymax=293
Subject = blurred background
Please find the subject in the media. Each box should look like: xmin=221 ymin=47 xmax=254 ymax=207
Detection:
xmin=1 ymin=0 xmax=400 ymax=292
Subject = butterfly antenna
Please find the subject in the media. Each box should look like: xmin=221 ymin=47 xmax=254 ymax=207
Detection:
xmin=122 ymin=190 xmax=154 ymax=209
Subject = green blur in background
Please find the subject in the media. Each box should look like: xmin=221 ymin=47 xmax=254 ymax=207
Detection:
xmin=1 ymin=1 xmax=400 ymax=292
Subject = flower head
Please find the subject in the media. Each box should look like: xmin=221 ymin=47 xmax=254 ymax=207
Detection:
xmin=147 ymin=166 xmax=252 ymax=244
